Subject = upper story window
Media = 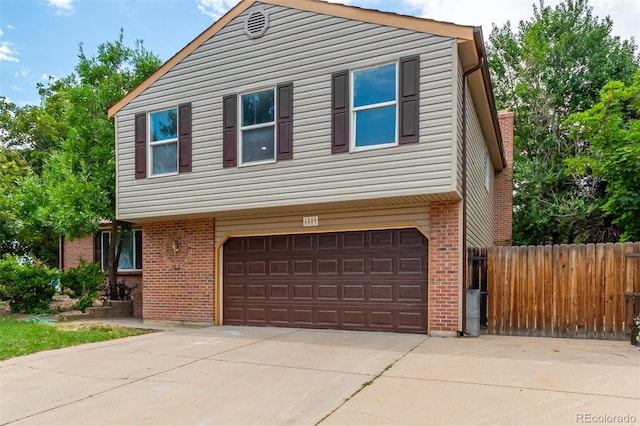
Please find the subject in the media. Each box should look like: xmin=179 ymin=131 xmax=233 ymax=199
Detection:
xmin=240 ymin=88 xmax=275 ymax=164
xmin=222 ymin=83 xmax=293 ymax=168
xmin=134 ymin=103 xmax=191 ymax=180
xmin=331 ymin=56 xmax=419 ymax=154
xmin=149 ymin=108 xmax=178 ymax=175
xmin=352 ymin=63 xmax=397 ymax=149
xmin=101 ymin=230 xmax=142 ymax=272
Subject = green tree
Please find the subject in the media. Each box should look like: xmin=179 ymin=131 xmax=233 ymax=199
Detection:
xmin=12 ymin=30 xmax=161 ymax=292
xmin=566 ymin=72 xmax=640 ymax=241
xmin=487 ymin=0 xmax=639 ymax=244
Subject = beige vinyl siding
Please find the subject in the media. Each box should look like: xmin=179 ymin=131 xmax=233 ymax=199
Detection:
xmin=465 ymin=89 xmax=495 ymax=248
xmin=116 ymin=3 xmax=457 ymax=221
xmin=214 ymin=204 xmax=430 ymax=245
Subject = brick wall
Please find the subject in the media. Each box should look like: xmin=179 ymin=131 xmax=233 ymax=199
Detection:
xmin=142 ymin=218 xmax=215 ymax=324
xmin=428 ymin=200 xmax=461 ymax=336
xmin=495 ymin=111 xmax=514 ymax=246
xmin=62 ymin=235 xmax=94 ymax=269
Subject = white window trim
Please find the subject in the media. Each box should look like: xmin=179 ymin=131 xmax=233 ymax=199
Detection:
xmin=101 ymin=230 xmax=142 ymax=272
xmin=148 ymin=106 xmax=179 ymax=177
xmin=238 ymin=87 xmax=277 ymax=167
xmin=350 ymin=61 xmax=399 ymax=152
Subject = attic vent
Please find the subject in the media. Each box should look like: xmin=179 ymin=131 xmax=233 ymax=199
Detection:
xmin=244 ymin=10 xmax=269 ymax=39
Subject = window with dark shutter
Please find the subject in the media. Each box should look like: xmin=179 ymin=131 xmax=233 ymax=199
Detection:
xmin=331 ymin=70 xmax=349 ymax=153
xmin=222 ymin=94 xmax=238 ymax=168
xmin=277 ymin=82 xmax=293 ymax=160
xmin=399 ymin=55 xmax=420 ymax=144
xmin=178 ymin=102 xmax=192 ymax=173
xmin=134 ymin=113 xmax=146 ymax=179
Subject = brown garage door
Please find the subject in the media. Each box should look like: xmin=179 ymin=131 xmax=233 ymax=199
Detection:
xmin=223 ymin=229 xmax=428 ymax=333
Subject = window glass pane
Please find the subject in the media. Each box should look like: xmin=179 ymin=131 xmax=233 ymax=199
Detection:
xmin=150 ymin=109 xmax=177 ymax=142
xmin=135 ymin=231 xmax=142 ymax=270
xmin=355 ymin=105 xmax=396 ymax=147
xmin=152 ymin=142 xmax=178 ymax=175
xmin=242 ymin=126 xmax=275 ymax=163
xmin=241 ymin=89 xmax=274 ymax=126
xmin=118 ymin=232 xmax=134 ymax=270
xmin=354 ymin=63 xmax=396 ymax=108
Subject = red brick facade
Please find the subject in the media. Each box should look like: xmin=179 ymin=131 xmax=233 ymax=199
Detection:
xmin=62 ymin=235 xmax=94 ymax=269
xmin=62 ymin=234 xmax=143 ymax=318
xmin=428 ymin=200 xmax=461 ymax=336
xmin=494 ymin=111 xmax=514 ymax=246
xmin=142 ymin=218 xmax=215 ymax=325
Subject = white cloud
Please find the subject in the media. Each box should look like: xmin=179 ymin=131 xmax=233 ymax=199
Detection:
xmin=11 ymin=85 xmax=22 ymax=91
xmin=14 ymin=69 xmax=29 ymax=78
xmin=196 ymin=0 xmax=237 ymax=19
xmin=0 ymin=42 xmax=19 ymax=62
xmin=0 ymin=29 xmax=3 ymax=37
xmin=7 ymin=25 xmax=15 ymax=30
xmin=48 ymin=0 xmax=74 ymax=16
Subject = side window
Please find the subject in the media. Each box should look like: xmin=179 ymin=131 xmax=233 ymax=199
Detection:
xmin=149 ymin=108 xmax=178 ymax=175
xmin=101 ymin=230 xmax=142 ymax=271
xmin=240 ymin=89 xmax=275 ymax=164
xmin=352 ymin=63 xmax=397 ymax=149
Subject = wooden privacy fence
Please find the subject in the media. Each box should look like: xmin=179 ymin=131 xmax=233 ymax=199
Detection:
xmin=472 ymin=243 xmax=640 ymax=340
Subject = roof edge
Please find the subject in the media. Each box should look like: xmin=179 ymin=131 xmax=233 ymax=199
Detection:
xmin=108 ymin=0 xmax=477 ymax=118
xmin=473 ymin=26 xmax=506 ymax=169
xmin=107 ymin=0 xmax=257 ymax=118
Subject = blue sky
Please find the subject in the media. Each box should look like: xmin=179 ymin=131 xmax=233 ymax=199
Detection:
xmin=1 ymin=0 xmax=638 ymax=107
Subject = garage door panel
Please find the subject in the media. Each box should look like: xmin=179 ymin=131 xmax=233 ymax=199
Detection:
xmin=370 ymin=285 xmax=393 ymax=301
xmin=293 ymin=260 xmax=313 ymax=274
xmin=318 ymin=285 xmax=338 ymax=299
xmin=371 ymin=258 xmax=393 ymax=273
xmin=398 ymin=257 xmax=424 ymax=273
xmin=223 ymin=229 xmax=428 ymax=333
xmin=269 ymin=285 xmax=288 ymax=299
xmin=270 ymin=235 xmax=289 ymax=250
xmin=318 ymin=259 xmax=338 ymax=274
xmin=270 ymin=260 xmax=289 ymax=274
xmin=293 ymin=284 xmax=313 ymax=299
xmin=248 ymin=237 xmax=267 ymax=252
xmin=344 ymin=259 xmax=365 ymax=274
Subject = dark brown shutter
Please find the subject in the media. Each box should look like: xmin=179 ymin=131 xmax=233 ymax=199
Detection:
xmin=94 ymin=233 xmax=102 ymax=265
xmin=134 ymin=113 xmax=147 ymax=179
xmin=222 ymin=94 xmax=237 ymax=168
xmin=276 ymin=82 xmax=293 ymax=160
xmin=178 ymin=102 xmax=192 ymax=173
xmin=331 ymin=70 xmax=349 ymax=153
xmin=399 ymin=55 xmax=420 ymax=144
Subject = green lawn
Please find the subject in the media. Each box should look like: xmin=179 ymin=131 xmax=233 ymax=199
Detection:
xmin=0 ymin=317 xmax=156 ymax=360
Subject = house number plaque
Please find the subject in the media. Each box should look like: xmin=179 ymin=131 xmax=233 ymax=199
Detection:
xmin=303 ymin=216 xmax=319 ymax=227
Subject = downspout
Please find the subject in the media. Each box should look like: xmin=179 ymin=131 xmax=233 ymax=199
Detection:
xmin=460 ymin=56 xmax=484 ymax=335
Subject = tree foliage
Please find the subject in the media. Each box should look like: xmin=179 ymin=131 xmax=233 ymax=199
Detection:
xmin=566 ymin=72 xmax=640 ymax=241
xmin=487 ymin=0 xmax=639 ymax=244
xmin=9 ymin=30 xmax=161 ymax=288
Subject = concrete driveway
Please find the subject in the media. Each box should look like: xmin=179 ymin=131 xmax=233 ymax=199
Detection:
xmin=1 ymin=321 xmax=638 ymax=426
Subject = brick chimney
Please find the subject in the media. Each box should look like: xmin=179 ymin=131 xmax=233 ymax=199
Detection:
xmin=494 ymin=111 xmax=514 ymax=246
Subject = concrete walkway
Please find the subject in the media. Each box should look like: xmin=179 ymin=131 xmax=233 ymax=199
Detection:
xmin=1 ymin=320 xmax=638 ymax=425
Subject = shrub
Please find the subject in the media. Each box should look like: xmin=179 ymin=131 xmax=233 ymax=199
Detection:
xmin=61 ymin=259 xmax=106 ymax=312
xmin=0 ymin=256 xmax=59 ymax=313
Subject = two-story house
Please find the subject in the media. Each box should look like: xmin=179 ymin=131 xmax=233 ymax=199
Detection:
xmin=107 ymin=0 xmax=513 ymax=336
